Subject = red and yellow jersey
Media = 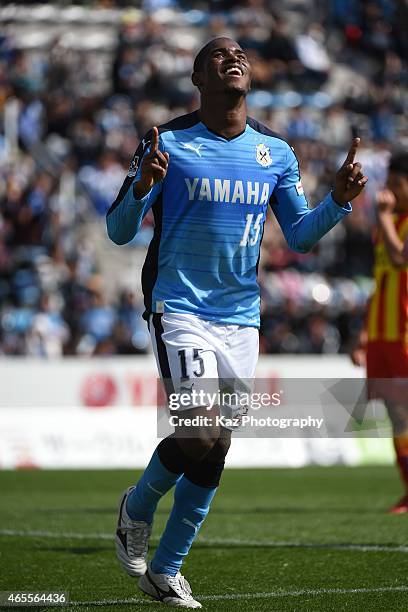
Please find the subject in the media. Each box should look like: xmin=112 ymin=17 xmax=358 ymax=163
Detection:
xmin=367 ymin=213 xmax=408 ymax=343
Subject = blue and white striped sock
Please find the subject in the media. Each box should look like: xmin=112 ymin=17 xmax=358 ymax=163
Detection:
xmin=126 ymin=449 xmax=182 ymax=524
xmin=150 ymin=476 xmax=217 ymax=576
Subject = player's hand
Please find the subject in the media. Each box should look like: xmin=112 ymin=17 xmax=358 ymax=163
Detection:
xmin=134 ymin=127 xmax=170 ymax=199
xmin=332 ymin=138 xmax=368 ymax=205
xmin=349 ymin=328 xmax=367 ymax=368
xmin=376 ymin=189 xmax=396 ymax=214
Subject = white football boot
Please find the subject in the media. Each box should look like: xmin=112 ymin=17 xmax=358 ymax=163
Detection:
xmin=115 ymin=486 xmax=151 ymax=576
xmin=139 ymin=564 xmax=202 ymax=608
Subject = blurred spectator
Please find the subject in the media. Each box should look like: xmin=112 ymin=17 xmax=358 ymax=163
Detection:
xmin=393 ymin=0 xmax=408 ymax=61
xmin=115 ymin=290 xmax=151 ymax=354
xmin=295 ymin=24 xmax=331 ymax=90
xmin=321 ymin=105 xmax=351 ymax=148
xmin=80 ymin=290 xmax=117 ymax=343
xmin=260 ymin=18 xmax=303 ymax=86
xmin=26 ymin=293 xmax=69 ymax=357
xmin=79 ymin=150 xmax=125 ymax=216
xmin=286 ymin=106 xmax=319 ymax=141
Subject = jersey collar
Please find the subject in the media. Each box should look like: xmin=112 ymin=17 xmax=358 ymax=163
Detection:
xmin=196 ymin=111 xmax=249 ymax=142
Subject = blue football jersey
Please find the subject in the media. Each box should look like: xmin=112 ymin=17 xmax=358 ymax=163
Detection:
xmin=107 ymin=111 xmax=351 ymax=327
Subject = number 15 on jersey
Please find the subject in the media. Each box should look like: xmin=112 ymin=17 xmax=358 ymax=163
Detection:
xmin=240 ymin=213 xmax=263 ymax=247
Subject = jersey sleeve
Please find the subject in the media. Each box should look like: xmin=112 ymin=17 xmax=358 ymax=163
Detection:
xmin=106 ymin=130 xmax=164 ymax=245
xmin=271 ymin=144 xmax=352 ymax=253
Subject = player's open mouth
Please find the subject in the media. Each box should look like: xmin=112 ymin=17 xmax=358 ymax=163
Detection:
xmin=223 ymin=65 xmax=244 ymax=77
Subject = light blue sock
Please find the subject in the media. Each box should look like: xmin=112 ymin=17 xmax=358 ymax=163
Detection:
xmin=151 ymin=476 xmax=217 ymax=576
xmin=126 ymin=449 xmax=182 ymax=524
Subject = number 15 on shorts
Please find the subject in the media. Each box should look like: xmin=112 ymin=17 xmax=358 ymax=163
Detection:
xmin=178 ymin=348 xmax=205 ymax=380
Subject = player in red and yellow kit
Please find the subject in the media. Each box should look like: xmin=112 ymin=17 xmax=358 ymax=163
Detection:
xmin=353 ymin=152 xmax=408 ymax=513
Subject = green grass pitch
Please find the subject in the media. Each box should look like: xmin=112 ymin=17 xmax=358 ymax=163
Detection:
xmin=1 ymin=466 xmax=407 ymax=611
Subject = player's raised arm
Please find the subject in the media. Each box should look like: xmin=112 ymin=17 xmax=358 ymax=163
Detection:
xmin=106 ymin=127 xmax=169 ymax=245
xmin=271 ymin=139 xmax=368 ymax=253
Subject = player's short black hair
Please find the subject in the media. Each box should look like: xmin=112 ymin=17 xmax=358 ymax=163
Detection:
xmin=193 ymin=41 xmax=213 ymax=73
xmin=193 ymin=37 xmax=241 ymax=73
xmin=389 ymin=152 xmax=408 ymax=176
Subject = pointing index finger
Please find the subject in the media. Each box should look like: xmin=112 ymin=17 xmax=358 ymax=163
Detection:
xmin=343 ymin=137 xmax=360 ymax=167
xmin=150 ymin=127 xmax=159 ymax=154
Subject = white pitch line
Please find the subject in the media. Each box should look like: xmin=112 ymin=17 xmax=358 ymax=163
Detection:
xmin=68 ymin=586 xmax=408 ymax=607
xmin=0 ymin=529 xmax=407 ymax=554
xmin=0 ymin=529 xmax=113 ymax=541
xmin=198 ymin=537 xmax=408 ymax=553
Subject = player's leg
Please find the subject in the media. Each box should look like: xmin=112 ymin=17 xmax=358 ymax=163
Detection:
xmin=117 ymin=422 xmax=223 ymax=584
xmin=140 ymin=431 xmax=230 ymax=608
xmin=143 ymin=322 xmax=258 ymax=595
xmin=116 ymin=313 xmax=218 ymax=579
xmin=148 ymin=430 xmax=230 ymax=569
xmin=368 ymin=341 xmax=408 ymax=513
xmin=141 ymin=315 xmax=227 ymax=606
xmin=384 ymin=342 xmax=408 ymax=513
xmin=385 ymin=399 xmax=408 ymax=513
xmin=391 ymin=429 xmax=408 ymax=513
xmin=115 ymin=436 xmax=183 ymax=576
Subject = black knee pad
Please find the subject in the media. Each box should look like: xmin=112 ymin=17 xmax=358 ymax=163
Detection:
xmin=184 ymin=457 xmax=225 ymax=488
xmin=157 ymin=436 xmax=186 ymax=475
xmin=206 ymin=436 xmax=231 ymax=461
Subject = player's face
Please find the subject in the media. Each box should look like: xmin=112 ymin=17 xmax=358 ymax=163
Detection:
xmin=198 ymin=40 xmax=252 ymax=96
xmin=387 ymin=172 xmax=408 ymax=212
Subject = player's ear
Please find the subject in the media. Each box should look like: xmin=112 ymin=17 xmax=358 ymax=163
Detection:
xmin=192 ymin=71 xmax=203 ymax=92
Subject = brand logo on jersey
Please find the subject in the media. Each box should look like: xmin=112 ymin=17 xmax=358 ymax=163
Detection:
xmin=255 ymin=143 xmax=272 ymax=167
xmin=127 ymin=154 xmax=140 ymax=177
xmin=127 ymin=136 xmax=152 ymax=177
xmin=185 ymin=177 xmax=270 ymax=206
xmin=180 ymin=142 xmax=205 ymax=157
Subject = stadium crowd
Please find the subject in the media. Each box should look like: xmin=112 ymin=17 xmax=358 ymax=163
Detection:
xmin=0 ymin=0 xmax=407 ymax=357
